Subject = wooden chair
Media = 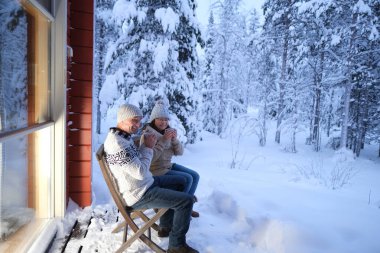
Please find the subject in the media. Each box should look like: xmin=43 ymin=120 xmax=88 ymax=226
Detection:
xmin=96 ymin=144 xmax=168 ymax=253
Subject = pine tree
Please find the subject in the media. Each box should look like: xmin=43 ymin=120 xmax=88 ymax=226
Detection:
xmin=253 ymin=38 xmax=278 ymax=146
xmin=201 ymin=11 xmax=219 ymax=133
xmin=263 ymin=0 xmax=297 ymax=144
xmin=98 ymin=0 xmax=203 ymax=143
xmin=348 ymin=0 xmax=380 ymax=156
xmin=94 ymin=0 xmax=117 ymax=134
xmin=318 ymin=0 xmax=380 ymax=155
xmin=365 ymin=0 xmax=380 ymax=157
xmin=296 ymin=0 xmax=337 ymax=151
xmin=207 ymin=0 xmax=248 ymax=136
xmin=247 ymin=9 xmax=275 ymax=146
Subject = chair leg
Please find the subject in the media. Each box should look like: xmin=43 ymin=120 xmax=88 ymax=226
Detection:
xmin=123 ymin=223 xmax=128 ymax=242
xmin=116 ymin=208 xmax=168 ymax=253
xmin=135 ymin=211 xmax=161 ymax=232
xmin=112 ymin=221 xmax=126 ymax=233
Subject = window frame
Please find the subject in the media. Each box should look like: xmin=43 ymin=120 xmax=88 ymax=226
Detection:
xmin=25 ymin=0 xmax=55 ymax=21
xmin=0 ymin=0 xmax=67 ymax=249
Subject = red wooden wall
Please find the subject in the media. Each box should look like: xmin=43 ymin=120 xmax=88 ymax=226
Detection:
xmin=66 ymin=0 xmax=93 ymax=207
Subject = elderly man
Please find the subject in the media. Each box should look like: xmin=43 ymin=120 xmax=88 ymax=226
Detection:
xmin=104 ymin=103 xmax=198 ymax=253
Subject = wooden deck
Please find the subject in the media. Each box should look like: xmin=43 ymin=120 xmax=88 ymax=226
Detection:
xmin=59 ymin=216 xmax=92 ymax=252
xmin=52 ymin=206 xmax=166 ymax=253
xmin=53 ymin=206 xmax=118 ymax=253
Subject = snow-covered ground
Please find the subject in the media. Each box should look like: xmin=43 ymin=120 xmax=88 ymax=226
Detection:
xmin=51 ymin=121 xmax=380 ymax=253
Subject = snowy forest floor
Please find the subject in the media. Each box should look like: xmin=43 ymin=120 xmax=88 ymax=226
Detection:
xmin=49 ymin=122 xmax=380 ymax=253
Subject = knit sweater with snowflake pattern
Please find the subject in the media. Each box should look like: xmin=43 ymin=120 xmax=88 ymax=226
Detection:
xmin=104 ymin=127 xmax=154 ymax=206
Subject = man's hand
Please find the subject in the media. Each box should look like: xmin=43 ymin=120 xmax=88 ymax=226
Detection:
xmin=143 ymin=133 xmax=157 ymax=148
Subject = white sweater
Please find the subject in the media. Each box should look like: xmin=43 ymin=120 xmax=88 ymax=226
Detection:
xmin=104 ymin=128 xmax=154 ymax=206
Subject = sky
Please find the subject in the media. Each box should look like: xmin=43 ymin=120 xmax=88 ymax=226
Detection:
xmin=49 ymin=113 xmax=380 ymax=253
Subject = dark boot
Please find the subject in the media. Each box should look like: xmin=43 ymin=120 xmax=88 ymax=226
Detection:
xmin=191 ymin=210 xmax=199 ymax=218
xmin=167 ymin=243 xmax=199 ymax=253
xmin=157 ymin=227 xmax=171 ymax=237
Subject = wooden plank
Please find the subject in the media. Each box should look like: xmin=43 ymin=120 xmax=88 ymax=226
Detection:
xmin=69 ymin=192 xmax=92 ymax=207
xmin=72 ymin=46 xmax=93 ymax=64
xmin=69 ymin=80 xmax=92 ymax=97
xmin=70 ymin=29 xmax=93 ymax=47
xmin=68 ymin=161 xmax=91 ymax=177
xmin=68 ymin=130 xmax=92 ymax=145
xmin=69 ymin=177 xmax=91 ymax=192
xmin=66 ymin=0 xmax=94 ymax=209
xmin=62 ymin=214 xmax=92 ymax=252
xmin=71 ymin=0 xmax=93 ymax=13
xmin=68 ymin=97 xmax=92 ymax=114
xmin=71 ymin=11 xmax=93 ymax=30
xmin=68 ymin=113 xmax=92 ymax=129
xmin=71 ymin=63 xmax=93 ymax=81
xmin=68 ymin=146 xmax=91 ymax=161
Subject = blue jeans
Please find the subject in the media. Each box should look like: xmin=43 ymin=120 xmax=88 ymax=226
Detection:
xmin=150 ymin=175 xmax=187 ymax=192
xmin=166 ymin=163 xmax=200 ymax=195
xmin=130 ymin=175 xmax=193 ymax=248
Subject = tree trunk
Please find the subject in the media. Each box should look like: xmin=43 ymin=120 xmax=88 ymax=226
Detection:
xmin=306 ymin=100 xmax=315 ymax=145
xmin=291 ymin=128 xmax=297 ymax=153
xmin=312 ymin=82 xmax=321 ymax=151
xmin=340 ymin=14 xmax=358 ymax=150
xmin=290 ymin=96 xmax=298 ymax=153
xmin=327 ymin=89 xmax=335 ymax=137
xmin=340 ymin=81 xmax=352 ymax=149
xmin=216 ymin=36 xmax=227 ymax=136
xmin=354 ymin=87 xmax=370 ymax=157
xmin=275 ymin=26 xmax=289 ymax=144
xmin=312 ymin=51 xmax=324 ymax=152
xmin=260 ymin=100 xmax=268 ymax=146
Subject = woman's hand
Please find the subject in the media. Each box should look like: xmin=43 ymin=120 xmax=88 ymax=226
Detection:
xmin=163 ymin=128 xmax=173 ymax=140
xmin=165 ymin=128 xmax=177 ymax=140
xmin=171 ymin=129 xmax=177 ymax=140
xmin=143 ymin=133 xmax=157 ymax=148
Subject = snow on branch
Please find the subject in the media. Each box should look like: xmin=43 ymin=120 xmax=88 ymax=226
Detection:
xmin=155 ymin=7 xmax=179 ymax=33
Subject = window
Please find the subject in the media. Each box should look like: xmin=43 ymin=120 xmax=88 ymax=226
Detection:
xmin=0 ymin=1 xmax=51 ymax=135
xmin=36 ymin=0 xmax=53 ymax=15
xmin=0 ymin=0 xmax=53 ymax=243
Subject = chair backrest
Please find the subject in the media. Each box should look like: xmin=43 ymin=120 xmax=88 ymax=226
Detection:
xmin=96 ymin=144 xmax=129 ymax=210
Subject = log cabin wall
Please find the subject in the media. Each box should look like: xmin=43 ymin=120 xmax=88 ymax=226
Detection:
xmin=66 ymin=0 xmax=94 ymax=207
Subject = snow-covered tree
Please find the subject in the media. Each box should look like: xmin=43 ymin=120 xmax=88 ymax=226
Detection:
xmin=263 ymin=0 xmax=298 ymax=144
xmin=319 ymin=0 xmax=380 ymax=154
xmin=246 ymin=9 xmax=261 ymax=108
xmin=306 ymin=0 xmax=380 ymax=155
xmin=205 ymin=0 xmax=248 ymax=136
xmin=252 ymin=39 xmax=278 ymax=146
xmin=246 ymin=9 xmax=276 ymax=147
xmin=97 ymin=0 xmax=203 ymax=143
xmin=346 ymin=0 xmax=380 ymax=156
xmin=201 ymin=11 xmax=219 ymax=133
xmin=94 ymin=0 xmax=117 ymax=134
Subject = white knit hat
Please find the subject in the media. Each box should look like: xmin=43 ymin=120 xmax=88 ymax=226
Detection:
xmin=117 ymin=104 xmax=143 ymax=123
xmin=149 ymin=100 xmax=170 ymax=122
